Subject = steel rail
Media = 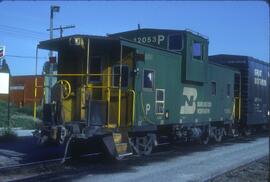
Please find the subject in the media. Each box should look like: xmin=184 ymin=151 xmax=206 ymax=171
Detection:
xmin=0 ymin=152 xmax=101 ymax=171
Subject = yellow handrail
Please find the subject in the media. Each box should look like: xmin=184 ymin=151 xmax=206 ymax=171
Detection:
xmin=117 ymin=45 xmax=123 ymax=128
xmin=33 ymin=77 xmax=37 ymax=121
xmin=36 ymin=85 xmax=120 ymax=89
xmin=107 ymin=87 xmax=111 ymax=126
xmin=33 ymin=47 xmax=38 ymax=122
xmin=86 ymin=85 xmax=118 ymax=89
xmin=128 ymin=89 xmax=135 ymax=127
xmin=45 ymin=73 xmax=119 ymax=77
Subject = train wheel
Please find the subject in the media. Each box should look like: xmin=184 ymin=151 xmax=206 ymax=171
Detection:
xmin=135 ymin=135 xmax=153 ymax=156
xmin=201 ymin=132 xmax=210 ymax=145
xmin=214 ymin=128 xmax=223 ymax=142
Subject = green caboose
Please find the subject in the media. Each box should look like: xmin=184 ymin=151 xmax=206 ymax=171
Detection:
xmin=34 ymin=29 xmax=240 ymax=159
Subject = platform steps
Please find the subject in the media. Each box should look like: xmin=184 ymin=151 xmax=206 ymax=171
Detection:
xmin=113 ymin=132 xmax=133 ymax=158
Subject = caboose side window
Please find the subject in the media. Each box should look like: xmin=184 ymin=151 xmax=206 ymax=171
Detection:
xmin=211 ymin=81 xmax=216 ymax=95
xmin=112 ymin=65 xmax=129 ymax=87
xmin=143 ymin=69 xmax=155 ymax=90
xmin=192 ymin=42 xmax=202 ymax=60
xmin=168 ymin=34 xmax=182 ymax=51
xmin=155 ymin=89 xmax=165 ymax=114
xmin=89 ymin=57 xmax=102 ymax=82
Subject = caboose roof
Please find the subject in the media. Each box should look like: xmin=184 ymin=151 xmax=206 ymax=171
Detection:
xmin=109 ymin=28 xmax=185 ymax=35
xmin=209 ymin=54 xmax=269 ymax=67
xmin=109 ymin=28 xmax=209 ymax=40
xmin=38 ymin=34 xmax=182 ymax=56
xmin=38 ymin=34 xmax=119 ymax=51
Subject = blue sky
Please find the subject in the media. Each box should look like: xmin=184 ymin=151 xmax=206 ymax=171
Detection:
xmin=0 ymin=1 xmax=269 ymax=75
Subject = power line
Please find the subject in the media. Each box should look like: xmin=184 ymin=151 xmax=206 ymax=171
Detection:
xmin=0 ymin=29 xmax=45 ymax=40
xmin=0 ymin=24 xmax=48 ymax=40
xmin=0 ymin=24 xmax=47 ymax=37
xmin=5 ymin=54 xmax=47 ymax=60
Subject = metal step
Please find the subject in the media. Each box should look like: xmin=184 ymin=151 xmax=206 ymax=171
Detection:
xmin=118 ymin=152 xmax=133 ymax=158
xmin=116 ymin=142 xmax=128 ymax=154
xmin=113 ymin=133 xmax=122 ymax=144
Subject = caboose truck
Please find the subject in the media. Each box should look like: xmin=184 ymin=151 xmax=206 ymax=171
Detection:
xmin=34 ymin=29 xmax=240 ymax=159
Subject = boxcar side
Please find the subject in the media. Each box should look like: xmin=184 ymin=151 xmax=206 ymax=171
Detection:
xmin=209 ymin=54 xmax=269 ymax=127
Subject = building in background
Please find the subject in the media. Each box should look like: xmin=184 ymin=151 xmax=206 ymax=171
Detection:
xmin=0 ymin=75 xmax=44 ymax=107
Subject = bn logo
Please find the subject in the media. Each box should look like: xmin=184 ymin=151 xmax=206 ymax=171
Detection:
xmin=180 ymin=87 xmax=197 ymax=114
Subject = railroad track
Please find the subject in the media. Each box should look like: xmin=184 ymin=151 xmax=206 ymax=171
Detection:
xmin=0 ymin=133 xmax=267 ymax=182
xmin=0 ymin=152 xmax=102 ymax=182
xmin=0 ymin=152 xmax=102 ymax=171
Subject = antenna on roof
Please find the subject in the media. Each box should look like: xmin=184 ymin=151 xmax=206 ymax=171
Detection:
xmin=47 ymin=25 xmax=75 ymax=38
xmin=138 ymin=24 xmax=141 ymax=30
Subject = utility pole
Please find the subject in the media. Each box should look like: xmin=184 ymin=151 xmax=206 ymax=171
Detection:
xmin=49 ymin=5 xmax=60 ymax=56
xmin=47 ymin=25 xmax=75 ymax=38
xmin=45 ymin=5 xmax=60 ymax=104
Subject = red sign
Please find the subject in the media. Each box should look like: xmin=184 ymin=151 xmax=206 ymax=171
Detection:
xmin=0 ymin=46 xmax=5 ymax=59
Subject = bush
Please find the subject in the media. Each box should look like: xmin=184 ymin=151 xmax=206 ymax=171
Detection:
xmin=0 ymin=100 xmax=42 ymax=129
xmin=15 ymin=106 xmax=33 ymax=116
xmin=11 ymin=114 xmax=37 ymax=129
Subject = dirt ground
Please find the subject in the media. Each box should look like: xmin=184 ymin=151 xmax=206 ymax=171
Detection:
xmin=210 ymin=156 xmax=269 ymax=182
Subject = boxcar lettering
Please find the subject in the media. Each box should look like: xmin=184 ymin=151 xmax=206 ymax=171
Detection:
xmin=147 ymin=37 xmax=151 ymax=43
xmin=157 ymin=35 xmax=165 ymax=45
xmin=197 ymin=108 xmax=210 ymax=114
xmin=254 ymin=68 xmax=267 ymax=86
xmin=142 ymin=37 xmax=146 ymax=43
xmin=197 ymin=101 xmax=212 ymax=107
xmin=254 ymin=69 xmax=262 ymax=77
xmin=133 ymin=35 xmax=165 ymax=45
xmin=152 ymin=36 xmax=157 ymax=43
xmin=254 ymin=77 xmax=267 ymax=86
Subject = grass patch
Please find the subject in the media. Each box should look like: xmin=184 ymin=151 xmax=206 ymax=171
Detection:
xmin=0 ymin=100 xmax=42 ymax=130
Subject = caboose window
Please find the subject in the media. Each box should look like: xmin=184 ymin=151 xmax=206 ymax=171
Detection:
xmin=143 ymin=70 xmax=154 ymax=90
xmin=192 ymin=42 xmax=202 ymax=60
xmin=211 ymin=81 xmax=216 ymax=95
xmin=168 ymin=34 xmax=182 ymax=50
xmin=113 ymin=65 xmax=129 ymax=87
xmin=89 ymin=57 xmax=102 ymax=82
xmin=227 ymin=84 xmax=231 ymax=97
xmin=155 ymin=89 xmax=165 ymax=114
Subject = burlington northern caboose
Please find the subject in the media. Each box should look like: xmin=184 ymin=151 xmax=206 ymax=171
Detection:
xmin=35 ymin=28 xmax=240 ymax=159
